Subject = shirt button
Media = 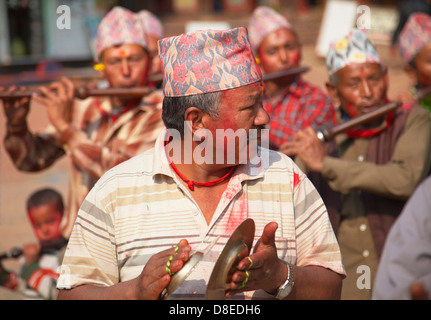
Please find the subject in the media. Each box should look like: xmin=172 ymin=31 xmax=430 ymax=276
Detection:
xmin=358 ymin=155 xmax=365 ymax=162
xmin=362 ymin=250 xmax=370 ymax=258
xmin=359 ymin=224 xmax=367 ymax=232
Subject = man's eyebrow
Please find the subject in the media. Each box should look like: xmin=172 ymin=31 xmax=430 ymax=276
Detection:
xmin=244 ymin=93 xmax=262 ymax=105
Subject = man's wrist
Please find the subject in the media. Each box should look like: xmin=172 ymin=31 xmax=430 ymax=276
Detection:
xmin=266 ymin=260 xmax=289 ymax=295
xmin=7 ymin=121 xmax=28 ymax=135
xmin=268 ymin=261 xmax=294 ymax=299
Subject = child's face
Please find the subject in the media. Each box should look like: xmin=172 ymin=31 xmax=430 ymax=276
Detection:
xmin=28 ymin=203 xmax=63 ymax=243
xmin=413 ymin=43 xmax=431 ymax=87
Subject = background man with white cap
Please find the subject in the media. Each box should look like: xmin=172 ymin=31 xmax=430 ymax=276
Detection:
xmin=248 ymin=6 xmax=335 ymax=151
xmin=56 ymin=27 xmax=345 ymax=300
xmin=283 ymin=28 xmax=431 ymax=299
xmin=0 ymin=6 xmax=165 ymax=238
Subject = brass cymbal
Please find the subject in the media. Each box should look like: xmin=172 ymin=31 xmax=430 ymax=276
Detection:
xmin=205 ymin=218 xmax=255 ymax=300
xmin=162 ymin=236 xmax=219 ymax=299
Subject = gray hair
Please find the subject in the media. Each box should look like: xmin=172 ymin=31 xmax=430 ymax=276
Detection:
xmin=162 ymin=91 xmax=222 ymax=136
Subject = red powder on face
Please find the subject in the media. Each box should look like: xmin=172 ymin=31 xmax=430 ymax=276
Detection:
xmin=345 ymin=102 xmax=358 ymax=118
xmin=291 ymin=51 xmax=301 ymax=67
xmin=274 ymin=29 xmax=284 ymax=38
xmin=359 ymin=66 xmax=367 ymax=77
xmin=120 ymin=49 xmax=127 ymax=57
xmin=257 ymin=47 xmax=267 ymax=65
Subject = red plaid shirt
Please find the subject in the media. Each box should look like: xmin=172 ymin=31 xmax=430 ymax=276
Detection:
xmin=264 ymin=77 xmax=335 ymax=149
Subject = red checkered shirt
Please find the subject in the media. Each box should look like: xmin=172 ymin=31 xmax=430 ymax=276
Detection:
xmin=264 ymin=77 xmax=335 ymax=149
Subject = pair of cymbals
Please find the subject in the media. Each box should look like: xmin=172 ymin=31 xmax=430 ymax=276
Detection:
xmin=163 ymin=219 xmax=255 ymax=300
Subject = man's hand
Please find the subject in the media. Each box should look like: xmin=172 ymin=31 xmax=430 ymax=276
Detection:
xmin=279 ymin=127 xmax=327 ymax=172
xmin=410 ymin=282 xmax=429 ymax=300
xmin=226 ymin=222 xmax=288 ymax=298
xmin=58 ymin=239 xmax=192 ymax=300
xmin=132 ymin=239 xmax=191 ymax=300
xmin=1 ymin=86 xmax=30 ymax=128
xmin=32 ymin=76 xmax=75 ymax=134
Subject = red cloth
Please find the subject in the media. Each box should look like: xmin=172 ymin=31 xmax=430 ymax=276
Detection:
xmin=264 ymin=78 xmax=335 ymax=148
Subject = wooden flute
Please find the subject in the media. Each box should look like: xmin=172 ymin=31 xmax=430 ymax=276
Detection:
xmin=412 ymin=85 xmax=431 ymax=101
xmin=316 ymin=101 xmax=402 ymax=142
xmin=316 ymin=85 xmax=431 ymax=142
xmin=262 ymin=66 xmax=310 ymax=81
xmin=0 ymin=85 xmax=154 ymax=100
xmin=0 ymin=66 xmax=309 ymax=100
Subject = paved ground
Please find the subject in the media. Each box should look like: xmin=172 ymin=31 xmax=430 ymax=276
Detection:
xmin=0 ymin=41 xmax=410 ymax=278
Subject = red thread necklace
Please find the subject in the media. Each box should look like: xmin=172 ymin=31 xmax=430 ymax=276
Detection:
xmin=165 ymin=138 xmax=235 ymax=191
xmin=346 ymin=111 xmax=395 ymax=139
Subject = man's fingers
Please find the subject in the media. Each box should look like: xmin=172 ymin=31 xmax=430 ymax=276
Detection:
xmin=146 ymin=240 xmax=191 ymax=277
xmin=237 ymin=222 xmax=278 ymax=270
xmin=259 ymin=221 xmax=278 ymax=247
xmin=61 ymin=77 xmax=76 ymax=99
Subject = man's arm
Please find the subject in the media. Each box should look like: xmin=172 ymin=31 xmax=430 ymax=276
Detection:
xmin=58 ymin=239 xmax=191 ymax=300
xmin=1 ymin=86 xmax=65 ymax=172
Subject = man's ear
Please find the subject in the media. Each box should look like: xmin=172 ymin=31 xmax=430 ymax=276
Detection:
xmin=325 ymin=81 xmax=340 ymax=107
xmin=404 ymin=63 xmax=418 ymax=83
xmin=184 ymin=107 xmax=210 ymax=133
xmin=381 ymin=65 xmax=390 ymax=93
xmin=98 ymin=69 xmax=105 ymax=79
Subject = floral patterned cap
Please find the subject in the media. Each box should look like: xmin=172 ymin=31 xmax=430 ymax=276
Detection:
xmin=326 ymin=28 xmax=381 ymax=75
xmin=96 ymin=6 xmax=148 ymax=61
xmin=248 ymin=6 xmax=293 ymax=52
xmin=158 ymin=27 xmax=262 ymax=97
xmin=398 ymin=13 xmax=431 ymax=64
xmin=138 ymin=10 xmax=164 ymax=39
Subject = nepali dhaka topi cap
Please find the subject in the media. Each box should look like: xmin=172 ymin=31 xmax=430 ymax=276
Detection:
xmin=138 ymin=10 xmax=164 ymax=39
xmin=248 ymin=6 xmax=293 ymax=52
xmin=326 ymin=28 xmax=381 ymax=75
xmin=96 ymin=6 xmax=148 ymax=61
xmin=158 ymin=27 xmax=262 ymax=97
xmin=398 ymin=13 xmax=431 ymax=64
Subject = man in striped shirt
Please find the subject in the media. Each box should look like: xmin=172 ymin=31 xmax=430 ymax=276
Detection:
xmin=57 ymin=27 xmax=345 ymax=300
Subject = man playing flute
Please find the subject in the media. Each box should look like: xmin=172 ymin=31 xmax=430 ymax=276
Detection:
xmin=0 ymin=6 xmax=165 ymax=238
xmin=247 ymin=6 xmax=336 ymax=149
xmin=282 ymin=28 xmax=431 ymax=300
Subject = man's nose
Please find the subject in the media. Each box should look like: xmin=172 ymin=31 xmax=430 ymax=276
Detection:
xmin=361 ymin=79 xmax=373 ymax=99
xmin=121 ymin=60 xmax=131 ymax=76
xmin=279 ymin=49 xmax=289 ymax=64
xmin=255 ymin=105 xmax=270 ymax=127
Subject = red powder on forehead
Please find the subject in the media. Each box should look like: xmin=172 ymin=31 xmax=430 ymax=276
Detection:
xmin=359 ymin=66 xmax=367 ymax=77
xmin=274 ymin=29 xmax=284 ymax=38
